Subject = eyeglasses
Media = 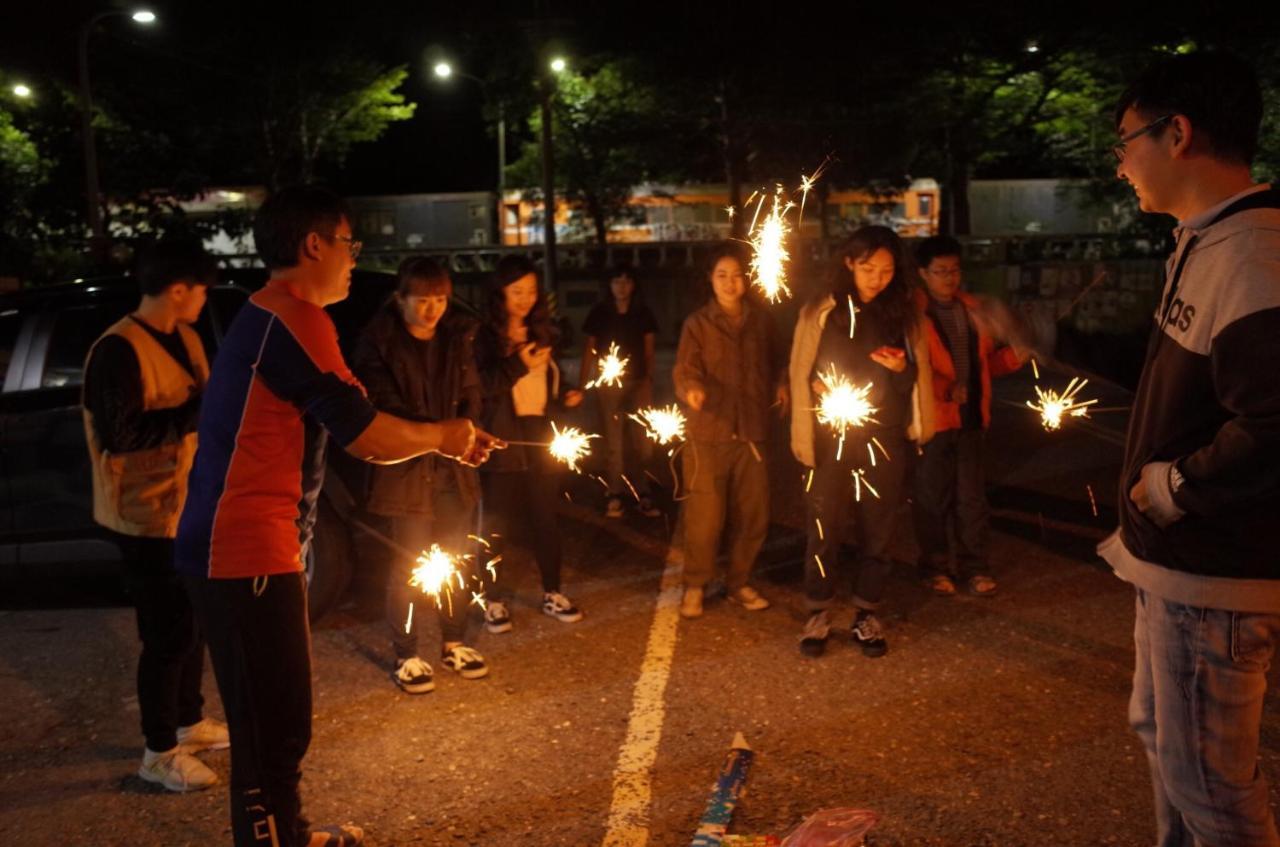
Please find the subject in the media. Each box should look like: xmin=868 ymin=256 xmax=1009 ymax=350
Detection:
xmin=328 ymin=233 xmax=363 ymax=260
xmin=1112 ymin=114 xmax=1174 ymax=163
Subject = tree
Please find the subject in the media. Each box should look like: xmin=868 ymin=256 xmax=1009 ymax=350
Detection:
xmin=507 ymin=59 xmax=664 ymax=245
xmin=0 ymin=101 xmax=51 ymax=277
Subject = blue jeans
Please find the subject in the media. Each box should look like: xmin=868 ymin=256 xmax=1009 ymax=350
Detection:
xmin=1130 ymin=588 xmax=1280 ymax=847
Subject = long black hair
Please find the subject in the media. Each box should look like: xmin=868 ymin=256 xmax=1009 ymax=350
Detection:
xmin=828 ymin=225 xmax=914 ymax=338
xmin=485 ymin=255 xmax=557 ymax=347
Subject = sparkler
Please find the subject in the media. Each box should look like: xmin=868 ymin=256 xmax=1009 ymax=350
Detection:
xmin=628 ymin=404 xmax=687 ymax=447
xmin=1027 ymin=377 xmax=1098 ymax=431
xmin=852 ymin=468 xmax=880 ymax=502
xmin=847 ymin=295 xmax=858 ymax=339
xmin=547 ymin=422 xmax=597 ymax=472
xmin=584 ymin=342 xmax=629 ymax=390
xmin=747 ymin=187 xmax=794 ymax=303
xmin=409 ymin=544 xmax=467 ymax=603
xmin=813 ymin=364 xmax=878 ymax=460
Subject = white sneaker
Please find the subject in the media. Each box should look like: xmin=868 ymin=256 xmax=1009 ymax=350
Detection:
xmin=139 ymin=747 xmax=218 ymax=792
xmin=543 ymin=591 xmax=584 ymax=623
xmin=392 ymin=656 xmax=435 ymax=694
xmin=485 ymin=600 xmax=512 ymax=634
xmin=728 ymin=585 xmax=770 ymax=611
xmin=177 ymin=717 xmax=230 ymax=753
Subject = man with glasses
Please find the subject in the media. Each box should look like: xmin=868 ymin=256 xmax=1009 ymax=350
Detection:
xmin=1098 ymin=52 xmax=1280 ymax=846
xmin=177 ymin=186 xmax=499 ymax=847
xmin=910 ymin=235 xmax=1024 ymax=598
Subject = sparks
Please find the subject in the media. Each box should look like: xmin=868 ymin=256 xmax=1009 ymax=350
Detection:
xmin=814 ymin=553 xmax=827 ymax=579
xmin=547 ymin=422 xmax=598 ymax=472
xmin=620 ymin=474 xmax=641 ymax=503
xmin=814 ymin=364 xmax=879 ymax=440
xmin=470 ymin=591 xmax=488 ymax=611
xmin=867 ymin=443 xmax=876 ymax=467
xmin=870 ymin=437 xmax=890 ymax=462
xmin=1027 ymin=377 xmax=1098 ymax=431
xmin=629 ymin=404 xmax=687 ymax=446
xmin=847 ymin=296 xmax=858 ymax=339
xmin=409 ymin=544 xmax=468 ymax=603
xmin=468 ymin=533 xmax=491 ymax=550
xmin=748 ymin=187 xmax=793 ymax=303
xmin=815 ymin=517 xmax=824 ymax=540
xmin=404 ymin=602 xmax=414 ymax=634
xmin=584 ymin=342 xmax=629 ymax=390
xmin=724 ymin=204 xmax=736 ymax=221
xmin=852 ymin=468 xmax=880 ymax=502
xmin=485 ymin=556 xmax=502 ymax=581
xmin=1031 ymin=357 xmax=1040 ymax=381
xmin=805 ymin=469 xmax=814 ymax=492
xmin=1087 ymin=484 xmax=1098 ymax=517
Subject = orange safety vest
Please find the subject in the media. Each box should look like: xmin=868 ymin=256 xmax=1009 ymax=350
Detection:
xmin=83 ymin=317 xmax=209 ymax=538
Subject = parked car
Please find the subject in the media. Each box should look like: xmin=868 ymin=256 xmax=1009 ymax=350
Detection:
xmin=0 ymin=269 xmax=439 ymax=620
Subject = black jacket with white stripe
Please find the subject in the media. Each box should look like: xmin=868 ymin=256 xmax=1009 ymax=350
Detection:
xmin=1119 ymin=186 xmax=1280 ymax=579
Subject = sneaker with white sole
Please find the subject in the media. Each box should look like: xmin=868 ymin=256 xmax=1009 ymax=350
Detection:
xmin=177 ymin=717 xmax=230 ymax=753
xmin=138 ymin=746 xmax=218 ymax=792
xmin=485 ymin=600 xmax=512 ymax=633
xmin=392 ymin=656 xmax=435 ymax=694
xmin=728 ymin=585 xmax=770 ymax=611
xmin=605 ymin=496 xmax=624 ymax=518
xmin=543 ymin=591 xmax=584 ymax=622
xmin=441 ymin=645 xmax=489 ymax=679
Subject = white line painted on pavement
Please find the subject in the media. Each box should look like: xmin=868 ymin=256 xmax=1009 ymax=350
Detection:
xmin=601 ymin=561 xmax=684 ymax=846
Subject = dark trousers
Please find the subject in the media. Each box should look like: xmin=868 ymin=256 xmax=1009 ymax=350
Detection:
xmin=383 ymin=491 xmax=476 ymax=660
xmin=483 ymin=464 xmax=564 ymax=602
xmin=186 ymin=572 xmax=312 ymax=847
xmin=911 ymin=427 xmax=990 ymax=578
xmin=117 ymin=534 xmax=205 ymax=753
xmin=802 ymin=433 xmax=907 ymax=611
xmin=597 ymin=384 xmax=653 ymax=497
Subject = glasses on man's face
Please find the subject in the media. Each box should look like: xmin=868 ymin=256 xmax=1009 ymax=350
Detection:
xmin=1112 ymin=114 xmax=1174 ymax=163
xmin=328 ymin=233 xmax=363 ymax=260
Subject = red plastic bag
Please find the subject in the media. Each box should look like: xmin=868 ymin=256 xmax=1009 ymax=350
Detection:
xmin=780 ymin=808 xmax=880 ymax=847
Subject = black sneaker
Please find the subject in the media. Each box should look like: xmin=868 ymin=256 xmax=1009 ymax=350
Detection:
xmin=851 ymin=612 xmax=888 ymax=658
xmin=799 ymin=610 xmax=830 ymax=657
xmin=392 ymin=656 xmax=435 ymax=694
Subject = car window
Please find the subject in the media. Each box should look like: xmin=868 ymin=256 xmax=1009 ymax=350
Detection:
xmin=0 ymin=309 xmax=21 ymax=391
xmin=40 ymin=299 xmax=133 ymax=388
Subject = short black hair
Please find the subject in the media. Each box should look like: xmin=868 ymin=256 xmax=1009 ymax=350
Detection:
xmin=253 ymin=185 xmax=351 ymax=270
xmin=135 ymin=238 xmax=218 ymax=297
xmin=915 ymin=235 xmax=963 ymax=269
xmin=1114 ymin=52 xmax=1262 ymax=166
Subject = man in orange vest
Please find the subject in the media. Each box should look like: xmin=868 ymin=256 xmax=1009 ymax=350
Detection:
xmin=83 ymin=239 xmax=228 ymax=792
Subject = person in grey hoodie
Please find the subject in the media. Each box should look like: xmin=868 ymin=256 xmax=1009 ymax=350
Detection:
xmin=1099 ymin=52 xmax=1280 ymax=846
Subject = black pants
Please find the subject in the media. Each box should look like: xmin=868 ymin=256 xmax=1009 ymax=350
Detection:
xmin=117 ymin=534 xmax=205 ymax=753
xmin=911 ymin=427 xmax=990 ymax=578
xmin=383 ymin=490 xmax=476 ymax=660
xmin=482 ymin=466 xmax=564 ymax=602
xmin=185 ymin=572 xmax=312 ymax=847
xmin=802 ymin=433 xmax=907 ymax=611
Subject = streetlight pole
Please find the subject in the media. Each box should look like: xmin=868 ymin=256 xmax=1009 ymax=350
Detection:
xmin=539 ymin=74 xmax=557 ymax=295
xmin=432 ymin=62 xmax=506 ymax=245
xmin=77 ymin=8 xmax=155 ymax=244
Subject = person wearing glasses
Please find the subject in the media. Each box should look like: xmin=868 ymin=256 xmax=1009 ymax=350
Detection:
xmin=176 ymin=186 xmax=500 ymax=847
xmin=909 ymin=235 xmax=1024 ymax=599
xmin=1098 ymin=53 xmax=1280 ymax=846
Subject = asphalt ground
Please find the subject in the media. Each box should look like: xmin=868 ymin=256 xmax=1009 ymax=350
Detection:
xmin=3 ymin=361 xmax=1280 ymax=845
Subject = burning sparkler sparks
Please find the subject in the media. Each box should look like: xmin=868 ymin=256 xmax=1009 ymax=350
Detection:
xmin=629 ymin=404 xmax=687 ymax=447
xmin=1027 ymin=377 xmax=1098 ymax=431
xmin=409 ymin=544 xmax=467 ymax=603
xmin=584 ymin=342 xmax=629 ymax=390
xmin=548 ymin=422 xmax=598 ymax=472
xmin=852 ymin=468 xmax=880 ymax=502
xmin=813 ymin=364 xmax=879 ymax=459
xmin=748 ymin=187 xmax=794 ymax=303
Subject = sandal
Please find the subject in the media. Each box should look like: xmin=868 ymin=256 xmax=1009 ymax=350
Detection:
xmin=925 ymin=573 xmax=957 ymax=596
xmin=967 ymin=574 xmax=998 ymax=596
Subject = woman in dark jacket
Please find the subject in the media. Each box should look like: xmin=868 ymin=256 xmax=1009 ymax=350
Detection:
xmin=351 ymin=257 xmax=488 ymax=695
xmin=474 ymin=255 xmax=584 ymax=632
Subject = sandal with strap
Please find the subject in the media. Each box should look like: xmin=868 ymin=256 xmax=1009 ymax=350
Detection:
xmin=925 ymin=573 xmax=957 ymax=596
xmin=967 ymin=574 xmax=998 ymax=596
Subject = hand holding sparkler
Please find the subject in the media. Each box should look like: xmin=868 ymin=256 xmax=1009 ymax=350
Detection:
xmin=504 ymin=421 xmax=599 ymax=472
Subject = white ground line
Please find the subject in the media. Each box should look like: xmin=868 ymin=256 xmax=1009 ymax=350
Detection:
xmin=600 ymin=561 xmax=684 ymax=847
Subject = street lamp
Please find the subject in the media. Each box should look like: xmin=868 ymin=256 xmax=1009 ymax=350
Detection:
xmin=549 ymin=56 xmax=567 ymax=74
xmin=12 ymin=84 xmax=31 ymax=99
xmin=78 ymin=7 xmax=157 ymax=243
xmin=431 ymin=60 xmax=507 ymax=244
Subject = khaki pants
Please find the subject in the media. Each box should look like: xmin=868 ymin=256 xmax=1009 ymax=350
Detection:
xmin=679 ymin=439 xmax=768 ymax=590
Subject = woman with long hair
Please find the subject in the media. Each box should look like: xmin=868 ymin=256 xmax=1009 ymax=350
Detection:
xmin=474 ymin=255 xmax=585 ymax=631
xmin=789 ymin=225 xmax=935 ymax=658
